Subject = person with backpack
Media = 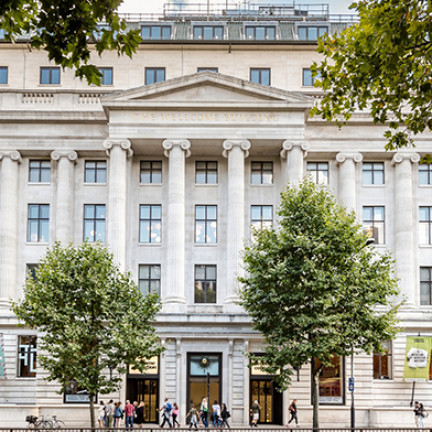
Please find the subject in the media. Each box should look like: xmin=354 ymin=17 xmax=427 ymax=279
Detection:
xmin=220 ymin=403 xmax=231 ymax=429
xmin=160 ymin=398 xmax=173 ymax=428
xmin=414 ymin=401 xmax=426 ymax=428
xmin=187 ymin=403 xmax=198 ymax=430
xmin=105 ymin=400 xmax=115 ymax=428
xmin=114 ymin=401 xmax=124 ymax=427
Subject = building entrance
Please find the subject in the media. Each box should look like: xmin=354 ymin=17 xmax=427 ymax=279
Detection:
xmin=250 ymin=379 xmax=283 ymax=424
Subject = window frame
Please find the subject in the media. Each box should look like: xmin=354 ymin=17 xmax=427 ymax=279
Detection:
xmin=298 ymin=25 xmax=328 ymax=41
xmin=145 ymin=67 xmax=166 ymax=85
xmin=84 ymin=160 xmax=107 ymax=184
xmin=250 ymin=161 xmax=273 ymax=185
xmin=138 ymin=264 xmax=161 ymax=296
xmin=250 ymin=205 xmax=273 ymax=231
xmin=419 ymin=206 xmax=432 ymax=245
xmin=250 ymin=68 xmax=271 ymax=86
xmin=0 ymin=66 xmax=8 ymax=85
xmin=83 ymin=204 xmax=106 ymax=242
xmin=419 ymin=164 xmax=432 ymax=185
xmin=373 ymin=341 xmax=392 ymax=380
xmin=195 ymin=161 xmax=218 ymax=184
xmin=98 ymin=67 xmax=113 ymax=86
xmin=245 ymin=25 xmax=276 ymax=40
xmin=139 ymin=204 xmax=162 ymax=244
xmin=306 ymin=162 xmax=329 ymax=185
xmin=197 ymin=67 xmax=219 ymax=73
xmin=302 ymin=68 xmax=321 ymax=87
xmin=40 ymin=66 xmax=61 ymax=85
xmin=420 ymin=266 xmax=432 ymax=305
xmin=27 ymin=204 xmax=50 ymax=243
xmin=312 ymin=356 xmax=345 ymax=405
xmin=140 ymin=161 xmax=162 ymax=184
xmin=195 ymin=205 xmax=217 ymax=244
xmin=141 ymin=25 xmax=172 ymax=40
xmin=362 ymin=206 xmax=385 ymax=245
xmin=28 ymin=160 xmax=51 ymax=183
xmin=194 ymin=264 xmax=217 ymax=304
xmin=193 ymin=25 xmax=224 ymax=40
xmin=362 ymin=162 xmax=385 ymax=186
xmin=17 ymin=335 xmax=37 ymax=378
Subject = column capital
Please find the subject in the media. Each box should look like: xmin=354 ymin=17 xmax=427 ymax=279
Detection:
xmin=0 ymin=150 xmax=22 ymax=163
xmin=103 ymin=139 xmax=133 ymax=158
xmin=222 ymin=139 xmax=251 ymax=158
xmin=50 ymin=150 xmax=78 ymax=162
xmin=392 ymin=152 xmax=421 ymax=165
xmin=280 ymin=140 xmax=310 ymax=159
xmin=162 ymin=139 xmax=191 ymax=158
xmin=336 ymin=152 xmax=363 ymax=164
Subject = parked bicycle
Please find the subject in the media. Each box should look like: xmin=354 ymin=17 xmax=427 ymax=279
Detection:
xmin=26 ymin=415 xmax=53 ymax=429
xmin=50 ymin=415 xmax=66 ymax=429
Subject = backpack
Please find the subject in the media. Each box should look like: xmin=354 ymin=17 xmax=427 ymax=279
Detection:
xmin=166 ymin=402 xmax=172 ymax=412
xmin=423 ymin=410 xmax=429 ymax=419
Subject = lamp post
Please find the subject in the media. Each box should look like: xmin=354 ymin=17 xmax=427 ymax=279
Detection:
xmin=350 ymin=237 xmax=375 ymax=429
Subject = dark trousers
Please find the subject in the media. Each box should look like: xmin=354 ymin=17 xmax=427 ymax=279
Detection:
xmin=288 ymin=412 xmax=298 ymax=425
xmin=161 ymin=413 xmax=173 ymax=428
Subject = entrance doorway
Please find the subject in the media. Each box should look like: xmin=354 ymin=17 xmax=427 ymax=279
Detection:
xmin=250 ymin=379 xmax=283 ymax=425
xmin=127 ymin=378 xmax=159 ymax=422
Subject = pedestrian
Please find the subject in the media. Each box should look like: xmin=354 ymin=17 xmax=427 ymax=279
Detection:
xmin=98 ymin=401 xmax=106 ymax=428
xmin=172 ymin=402 xmax=180 ymax=428
xmin=114 ymin=401 xmax=124 ymax=428
xmin=200 ymin=397 xmax=209 ymax=428
xmin=220 ymin=403 xmax=230 ymax=429
xmin=250 ymin=400 xmax=260 ymax=427
xmin=135 ymin=401 xmax=145 ymax=428
xmin=160 ymin=397 xmax=173 ymax=428
xmin=287 ymin=399 xmax=298 ymax=427
xmin=414 ymin=401 xmax=425 ymax=428
xmin=212 ymin=400 xmax=221 ymax=427
xmin=105 ymin=399 xmax=115 ymax=428
xmin=187 ymin=404 xmax=198 ymax=430
xmin=124 ymin=400 xmax=135 ymax=430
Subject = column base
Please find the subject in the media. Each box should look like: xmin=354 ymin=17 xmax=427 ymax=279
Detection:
xmin=162 ymin=297 xmax=187 ymax=314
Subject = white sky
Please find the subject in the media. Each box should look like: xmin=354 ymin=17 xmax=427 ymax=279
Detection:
xmin=117 ymin=0 xmax=355 ymax=16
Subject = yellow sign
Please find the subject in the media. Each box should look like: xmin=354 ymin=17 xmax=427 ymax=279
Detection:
xmin=129 ymin=356 xmax=159 ymax=376
xmin=403 ymin=336 xmax=432 ymax=382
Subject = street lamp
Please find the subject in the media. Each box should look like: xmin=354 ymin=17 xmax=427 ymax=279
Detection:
xmin=350 ymin=237 xmax=375 ymax=429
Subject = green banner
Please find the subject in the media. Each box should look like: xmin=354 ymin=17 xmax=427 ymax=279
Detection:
xmin=0 ymin=333 xmax=5 ymax=378
xmin=403 ymin=336 xmax=432 ymax=381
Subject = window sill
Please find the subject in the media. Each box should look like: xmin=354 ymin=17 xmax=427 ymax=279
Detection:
xmin=38 ymin=84 xmax=61 ymax=87
xmin=27 ymin=182 xmax=51 ymax=186
xmin=250 ymin=184 xmax=273 ymax=187
xmin=419 ymin=245 xmax=432 ymax=248
xmin=194 ymin=243 xmax=218 ymax=247
xmin=138 ymin=243 xmax=162 ymax=247
xmin=373 ymin=378 xmax=393 ymax=381
xmin=16 ymin=377 xmax=37 ymax=380
xmin=195 ymin=183 xmax=218 ymax=187
xmin=139 ymin=183 xmax=162 ymax=186
xmin=361 ymin=184 xmax=386 ymax=188
xmin=83 ymin=183 xmax=107 ymax=186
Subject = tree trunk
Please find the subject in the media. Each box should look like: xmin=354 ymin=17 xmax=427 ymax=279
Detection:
xmin=311 ymin=357 xmax=322 ymax=429
xmin=89 ymin=393 xmax=96 ymax=428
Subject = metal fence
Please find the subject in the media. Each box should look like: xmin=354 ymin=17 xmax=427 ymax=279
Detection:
xmin=0 ymin=428 xmax=429 ymax=431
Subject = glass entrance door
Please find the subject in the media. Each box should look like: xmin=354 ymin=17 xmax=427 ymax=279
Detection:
xmin=127 ymin=378 xmax=159 ymax=423
xmin=250 ymin=379 xmax=283 ymax=425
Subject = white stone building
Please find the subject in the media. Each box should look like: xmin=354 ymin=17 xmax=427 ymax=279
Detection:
xmin=0 ymin=2 xmax=431 ymax=427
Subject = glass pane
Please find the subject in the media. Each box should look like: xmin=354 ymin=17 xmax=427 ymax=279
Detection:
xmin=139 ymin=265 xmax=150 ymax=279
xmin=28 ymin=205 xmax=39 ymax=219
xmin=141 ymin=161 xmax=151 ymax=170
xmin=246 ymin=27 xmax=254 ymax=40
xmin=262 ymin=171 xmax=273 ymax=184
xmin=85 ymin=169 xmax=95 ymax=183
xmin=52 ymin=68 xmax=60 ymax=84
xmin=84 ymin=220 xmax=94 ymax=241
xmin=421 ymin=282 xmax=431 ymax=305
xmin=29 ymin=168 xmax=39 ymax=183
xmin=196 ymin=172 xmax=206 ymax=184
xmin=251 ymin=172 xmax=261 ymax=184
xmin=155 ymin=69 xmax=165 ymax=82
xmin=195 ymin=281 xmax=205 ymax=303
xmin=214 ymin=27 xmax=223 ymax=39
xmin=256 ymin=27 xmax=265 ymax=40
xmin=376 ymin=222 xmax=385 ymax=244
xmin=151 ymin=205 xmax=161 ymax=219
xmin=146 ymin=69 xmax=154 ymax=85
xmin=308 ymin=27 xmax=318 ymax=40
xmin=40 ymin=205 xmax=49 ymax=219
xmin=103 ymin=68 xmax=113 ymax=85
xmin=84 ymin=205 xmax=95 ymax=218
xmin=262 ymin=206 xmax=273 ymax=220
xmin=250 ymin=69 xmax=260 ymax=83
xmin=419 ymin=170 xmax=429 ymax=185
xmin=95 ymin=205 xmax=106 ymax=219
xmin=0 ymin=67 xmax=7 ymax=84
xmin=206 ymin=282 xmax=217 ymax=303
xmin=207 ymin=206 xmax=217 ymax=220
xmin=150 ymin=280 xmax=160 ymax=294
xmin=195 ymin=221 xmax=205 ymax=243
xmin=152 ymin=26 xmax=161 ymax=40
xmin=152 ymin=172 xmax=162 ymax=183
xmin=363 ymin=206 xmax=373 ymax=220
xmin=374 ymin=171 xmax=384 ymax=185
xmin=208 ymin=162 xmax=217 ymax=170
xmin=195 ymin=265 xmax=205 ymax=280
xmin=204 ymin=27 xmax=213 ymax=40
xmin=262 ymin=162 xmax=272 ymax=170
xmin=141 ymin=26 xmax=150 ymax=39
xmin=40 ymin=68 xmax=50 ymax=84
xmin=318 ymin=171 xmax=328 ymax=185
xmin=140 ymin=205 xmax=150 ymax=219
xmin=421 ymin=268 xmax=431 ymax=282
xmin=40 ymin=220 xmax=49 ymax=242
xmin=141 ymin=172 xmax=151 ymax=183
xmin=419 ymin=223 xmax=430 ymax=244
xmin=251 ymin=206 xmax=261 ymax=220
xmin=162 ymin=26 xmax=171 ymax=40
xmin=261 ymin=69 xmax=270 ymax=85
xmin=267 ymin=27 xmax=275 ymax=40
xmin=95 ymin=221 xmax=105 ymax=241
xmin=207 ymin=172 xmax=217 ymax=184
xmin=318 ymin=27 xmax=328 ymax=37
xmin=196 ymin=161 xmax=206 ymax=170
xmin=140 ymin=221 xmax=150 ymax=242
xmin=97 ymin=168 xmax=106 ymax=183
xmin=303 ymin=69 xmax=313 ymax=86
xmin=207 ymin=221 xmax=217 ymax=243
xmin=363 ymin=171 xmax=373 ymax=185
xmin=151 ymin=222 xmax=161 ymax=243
xmin=151 ymin=265 xmax=161 ymax=279
xmin=40 ymin=167 xmax=51 ymax=182
xmin=298 ymin=27 xmax=307 ymax=40
xmin=28 ymin=220 xmax=38 ymax=242
xmin=206 ymin=265 xmax=216 ymax=280
xmin=195 ymin=206 xmax=206 ymax=220
xmin=374 ymin=207 xmax=385 ymax=221
xmin=139 ymin=280 xmax=150 ymax=295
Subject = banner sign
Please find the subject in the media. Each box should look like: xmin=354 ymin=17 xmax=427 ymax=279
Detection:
xmin=0 ymin=333 xmax=5 ymax=378
xmin=403 ymin=336 xmax=432 ymax=381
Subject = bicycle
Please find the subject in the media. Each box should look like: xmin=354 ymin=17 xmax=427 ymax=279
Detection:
xmin=26 ymin=415 xmax=53 ymax=429
xmin=50 ymin=415 xmax=66 ymax=429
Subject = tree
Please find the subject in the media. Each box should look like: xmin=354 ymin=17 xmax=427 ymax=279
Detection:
xmin=0 ymin=0 xmax=141 ymax=85
xmin=311 ymin=0 xmax=432 ymax=152
xmin=13 ymin=242 xmax=163 ymax=427
xmin=238 ymin=180 xmax=400 ymax=428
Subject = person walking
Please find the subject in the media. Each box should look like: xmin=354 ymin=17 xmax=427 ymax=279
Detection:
xmin=220 ymin=403 xmax=230 ymax=429
xmin=124 ymin=400 xmax=135 ymax=430
xmin=98 ymin=401 xmax=106 ymax=428
xmin=160 ymin=398 xmax=173 ymax=428
xmin=114 ymin=401 xmax=124 ymax=428
xmin=105 ymin=399 xmax=115 ymax=428
xmin=250 ymin=400 xmax=260 ymax=427
xmin=287 ymin=399 xmax=298 ymax=427
xmin=414 ymin=401 xmax=425 ymax=428
xmin=172 ymin=402 xmax=180 ymax=428
xmin=187 ymin=404 xmax=199 ymax=430
xmin=135 ymin=401 xmax=145 ymax=428
xmin=212 ymin=400 xmax=221 ymax=427
xmin=200 ymin=397 xmax=209 ymax=428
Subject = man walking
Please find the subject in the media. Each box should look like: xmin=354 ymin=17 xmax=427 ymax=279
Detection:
xmin=160 ymin=398 xmax=173 ymax=428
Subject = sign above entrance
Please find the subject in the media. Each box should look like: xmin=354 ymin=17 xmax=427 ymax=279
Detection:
xmin=129 ymin=356 xmax=159 ymax=376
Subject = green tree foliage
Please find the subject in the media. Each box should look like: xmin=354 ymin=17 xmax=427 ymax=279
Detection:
xmin=0 ymin=0 xmax=141 ymax=85
xmin=311 ymin=0 xmax=432 ymax=151
xmin=239 ymin=181 xmax=400 ymax=428
xmin=13 ymin=242 xmax=163 ymax=427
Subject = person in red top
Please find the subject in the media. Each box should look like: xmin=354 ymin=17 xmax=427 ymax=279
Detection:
xmin=124 ymin=400 xmax=135 ymax=429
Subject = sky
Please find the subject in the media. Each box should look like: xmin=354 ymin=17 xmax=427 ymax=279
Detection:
xmin=117 ymin=0 xmax=355 ymax=16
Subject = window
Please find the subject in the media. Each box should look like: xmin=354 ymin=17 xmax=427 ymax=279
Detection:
xmin=26 ymin=264 xmax=39 ymax=280
xmin=421 ymin=267 xmax=432 ymax=305
xmin=194 ymin=265 xmax=216 ymax=303
xmin=419 ymin=207 xmax=432 ymax=245
xmin=140 ymin=161 xmax=162 ymax=184
xmin=419 ymin=164 xmax=432 ymax=185
xmin=250 ymin=68 xmax=271 ymax=86
xmin=251 ymin=161 xmax=273 ymax=185
xmin=197 ymin=67 xmax=219 ymax=73
xmin=363 ymin=206 xmax=385 ymax=244
xmin=138 ymin=264 xmax=161 ymax=296
xmin=302 ymin=68 xmax=321 ymax=87
xmin=98 ymin=67 xmax=113 ymax=85
xmin=245 ymin=26 xmax=275 ymax=40
xmin=307 ymin=162 xmax=328 ymax=184
xmin=145 ymin=67 xmax=166 ymax=85
xmin=40 ymin=67 xmax=60 ymax=85
xmin=18 ymin=336 xmax=37 ymax=378
xmin=93 ymin=24 xmax=110 ymax=40
xmin=195 ymin=205 xmax=217 ymax=244
xmin=373 ymin=341 xmax=392 ymax=379
xmin=141 ymin=25 xmax=171 ymax=40
xmin=0 ymin=66 xmax=7 ymax=84
xmin=195 ymin=161 xmax=217 ymax=184
xmin=314 ymin=356 xmax=344 ymax=404
xmin=29 ymin=160 xmax=51 ymax=183
xmin=83 ymin=204 xmax=106 ymax=242
xmin=139 ymin=205 xmax=162 ymax=243
xmin=0 ymin=29 xmax=5 ymax=39
xmin=251 ymin=206 xmax=273 ymax=231
xmin=84 ymin=161 xmax=107 ymax=183
xmin=193 ymin=26 xmax=224 ymax=40
xmin=27 ymin=204 xmax=49 ymax=242
xmin=298 ymin=26 xmax=328 ymax=41
xmin=363 ymin=162 xmax=385 ymax=185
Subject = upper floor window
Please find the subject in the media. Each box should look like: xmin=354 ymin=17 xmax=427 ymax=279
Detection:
xmin=83 ymin=204 xmax=106 ymax=242
xmin=314 ymin=356 xmax=344 ymax=404
xmin=302 ymin=68 xmax=321 ymax=87
xmin=373 ymin=341 xmax=392 ymax=379
xmin=306 ymin=162 xmax=328 ymax=185
xmin=29 ymin=160 xmax=51 ymax=183
xmin=0 ymin=66 xmax=8 ymax=84
xmin=251 ymin=161 xmax=273 ymax=185
xmin=419 ymin=206 xmax=432 ymax=245
xmin=27 ymin=204 xmax=49 ymax=242
xmin=140 ymin=161 xmax=162 ymax=184
xmin=194 ymin=264 xmax=216 ymax=303
xmin=363 ymin=162 xmax=385 ymax=185
xmin=193 ymin=25 xmax=223 ymax=40
xmin=139 ymin=204 xmax=162 ymax=243
xmin=145 ymin=67 xmax=165 ymax=85
xmin=245 ymin=26 xmax=276 ymax=40
xmin=420 ymin=267 xmax=432 ymax=305
xmin=93 ymin=24 xmax=111 ymax=41
xmin=250 ymin=68 xmax=271 ymax=86
xmin=40 ymin=67 xmax=60 ymax=85
xmin=298 ymin=26 xmax=328 ymax=41
xmin=195 ymin=205 xmax=217 ymax=244
xmin=197 ymin=67 xmax=219 ymax=73
xmin=419 ymin=164 xmax=432 ymax=185
xmin=195 ymin=161 xmax=217 ymax=184
xmin=363 ymin=206 xmax=385 ymax=244
xmin=85 ymin=161 xmax=107 ymax=183
xmin=26 ymin=264 xmax=39 ymax=281
xmin=141 ymin=25 xmax=171 ymax=40
xmin=98 ymin=67 xmax=113 ymax=85
xmin=251 ymin=205 xmax=273 ymax=231
xmin=18 ymin=336 xmax=37 ymax=378
xmin=138 ymin=264 xmax=161 ymax=296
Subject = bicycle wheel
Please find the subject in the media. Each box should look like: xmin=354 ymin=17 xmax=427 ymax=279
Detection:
xmin=53 ymin=420 xmax=66 ymax=429
xmin=42 ymin=420 xmax=53 ymax=429
xmin=34 ymin=421 xmax=43 ymax=429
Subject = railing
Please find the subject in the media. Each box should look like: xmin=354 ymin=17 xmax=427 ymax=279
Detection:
xmin=0 ymin=428 xmax=429 ymax=431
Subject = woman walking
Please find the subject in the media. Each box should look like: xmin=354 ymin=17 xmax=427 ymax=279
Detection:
xmin=200 ymin=397 xmax=209 ymax=428
xmin=187 ymin=404 xmax=199 ymax=430
xmin=250 ymin=400 xmax=260 ymax=427
xmin=114 ymin=401 xmax=124 ymax=428
xmin=172 ymin=402 xmax=180 ymax=427
xmin=98 ymin=401 xmax=106 ymax=428
xmin=135 ymin=401 xmax=145 ymax=428
xmin=287 ymin=399 xmax=298 ymax=427
xmin=220 ymin=403 xmax=231 ymax=429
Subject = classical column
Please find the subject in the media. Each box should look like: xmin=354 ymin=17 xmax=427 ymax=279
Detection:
xmin=0 ymin=151 xmax=21 ymax=307
xmin=336 ymin=152 xmax=363 ymax=211
xmin=51 ymin=151 xmax=77 ymax=244
xmin=103 ymin=139 xmax=133 ymax=271
xmin=162 ymin=139 xmax=191 ymax=309
xmin=392 ymin=152 xmax=420 ymax=306
xmin=223 ymin=139 xmax=250 ymax=307
xmin=280 ymin=141 xmax=310 ymax=186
